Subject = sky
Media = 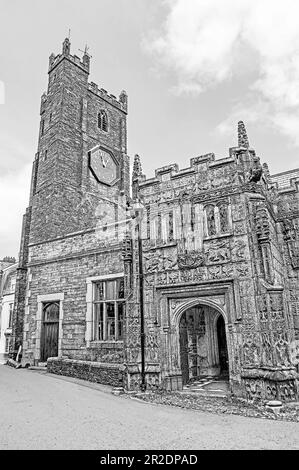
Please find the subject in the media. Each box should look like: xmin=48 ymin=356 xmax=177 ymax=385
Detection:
xmin=1 ymin=0 xmax=299 ymax=259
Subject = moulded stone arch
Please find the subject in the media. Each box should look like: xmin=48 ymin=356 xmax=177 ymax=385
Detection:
xmin=172 ymin=297 xmax=228 ymax=329
xmin=168 ymin=298 xmax=231 ymax=386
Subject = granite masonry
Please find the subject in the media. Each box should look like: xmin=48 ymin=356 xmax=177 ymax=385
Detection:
xmin=11 ymin=39 xmax=299 ymax=401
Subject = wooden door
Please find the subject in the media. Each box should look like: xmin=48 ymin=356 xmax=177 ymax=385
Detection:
xmin=41 ymin=302 xmax=59 ymax=361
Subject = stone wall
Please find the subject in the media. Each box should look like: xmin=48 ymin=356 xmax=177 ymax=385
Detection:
xmin=276 ymin=176 xmax=299 ymax=374
xmin=29 ymin=40 xmax=129 ymax=246
xmin=12 ymin=39 xmax=299 ymax=402
xmin=22 ymin=232 xmax=124 ymax=365
xmin=47 ymin=358 xmax=124 ymax=387
xmin=124 ymin=147 xmax=299 ymax=401
xmin=14 ymin=38 xmax=129 ymax=371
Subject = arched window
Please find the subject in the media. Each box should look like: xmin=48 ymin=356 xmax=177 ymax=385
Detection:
xmin=218 ymin=203 xmax=229 ymax=233
xmin=98 ymin=110 xmax=108 ymax=132
xmin=206 ymin=204 xmax=216 ymax=236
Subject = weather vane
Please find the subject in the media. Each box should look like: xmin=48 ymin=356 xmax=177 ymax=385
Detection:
xmin=79 ymin=44 xmax=92 ymax=58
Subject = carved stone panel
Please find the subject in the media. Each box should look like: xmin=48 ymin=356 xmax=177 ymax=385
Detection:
xmin=205 ymin=240 xmax=231 ymax=265
xmin=177 ymin=250 xmax=205 ymax=270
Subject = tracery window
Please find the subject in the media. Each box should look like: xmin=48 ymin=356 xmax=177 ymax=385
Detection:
xmin=218 ymin=203 xmax=229 ymax=233
xmin=98 ymin=109 xmax=108 ymax=132
xmin=205 ymin=202 xmax=231 ymax=237
xmin=206 ymin=204 xmax=217 ymax=236
xmin=5 ymin=336 xmax=11 ymax=353
xmin=8 ymin=303 xmax=13 ymax=328
xmin=168 ymin=210 xmax=174 ymax=242
xmin=93 ymin=278 xmax=124 ymax=341
xmin=157 ymin=212 xmax=162 ymax=242
xmin=146 ymin=206 xmax=151 ymax=240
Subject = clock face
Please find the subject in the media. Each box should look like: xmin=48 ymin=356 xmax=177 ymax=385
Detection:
xmin=88 ymin=146 xmax=118 ymax=186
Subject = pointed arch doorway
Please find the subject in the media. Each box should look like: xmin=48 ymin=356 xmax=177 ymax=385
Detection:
xmin=179 ymin=303 xmax=229 ymax=385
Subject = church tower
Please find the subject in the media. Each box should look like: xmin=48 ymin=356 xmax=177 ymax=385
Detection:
xmin=12 ymin=39 xmax=130 ymax=367
xmin=29 ymin=37 xmax=129 ymax=244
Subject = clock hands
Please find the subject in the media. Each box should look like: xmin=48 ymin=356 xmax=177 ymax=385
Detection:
xmin=101 ymin=154 xmax=108 ymax=168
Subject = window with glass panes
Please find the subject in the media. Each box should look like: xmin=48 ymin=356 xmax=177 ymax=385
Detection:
xmin=8 ymin=303 xmax=14 ymax=328
xmin=93 ymin=278 xmax=124 ymax=341
xmin=5 ymin=335 xmax=11 ymax=353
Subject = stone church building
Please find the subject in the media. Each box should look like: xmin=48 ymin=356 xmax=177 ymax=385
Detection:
xmin=11 ymin=38 xmax=299 ymax=402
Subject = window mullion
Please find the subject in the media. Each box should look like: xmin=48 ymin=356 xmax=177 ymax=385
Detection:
xmin=93 ymin=283 xmax=96 ymax=341
xmin=115 ymin=301 xmax=118 ymax=341
xmin=103 ymin=302 xmax=107 ymax=341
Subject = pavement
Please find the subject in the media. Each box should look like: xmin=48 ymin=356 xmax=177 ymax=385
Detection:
xmin=0 ymin=364 xmax=298 ymax=450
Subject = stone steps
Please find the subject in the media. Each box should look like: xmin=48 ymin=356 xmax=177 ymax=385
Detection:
xmin=181 ymin=377 xmax=229 ymax=398
xmin=28 ymin=362 xmax=47 ymax=371
xmin=180 ymin=389 xmax=228 ymax=398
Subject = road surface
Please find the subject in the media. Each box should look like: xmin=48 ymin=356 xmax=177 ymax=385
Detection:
xmin=0 ymin=364 xmax=298 ymax=450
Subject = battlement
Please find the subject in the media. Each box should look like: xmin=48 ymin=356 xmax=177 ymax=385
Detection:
xmin=88 ymin=82 xmax=128 ymax=114
xmin=47 ymin=38 xmax=128 ymax=114
xmin=48 ymin=51 xmax=90 ymax=74
xmin=139 ymin=153 xmax=236 ymax=188
xmin=48 ymin=38 xmax=90 ymax=75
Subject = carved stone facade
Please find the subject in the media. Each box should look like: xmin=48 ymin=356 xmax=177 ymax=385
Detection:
xmin=11 ymin=42 xmax=299 ymax=402
xmin=124 ymin=123 xmax=299 ymax=401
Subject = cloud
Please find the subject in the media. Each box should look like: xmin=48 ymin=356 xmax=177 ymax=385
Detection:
xmin=145 ymin=0 xmax=299 ymax=146
xmin=146 ymin=0 xmax=248 ymax=93
xmin=0 ymin=163 xmax=31 ymax=258
xmin=0 ymin=81 xmax=4 ymax=104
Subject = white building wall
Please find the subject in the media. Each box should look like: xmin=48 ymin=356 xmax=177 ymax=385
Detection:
xmin=0 ymin=293 xmax=14 ymax=362
xmin=0 ymin=264 xmax=16 ymax=363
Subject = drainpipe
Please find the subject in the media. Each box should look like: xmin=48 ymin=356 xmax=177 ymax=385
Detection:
xmin=138 ymin=218 xmax=146 ymax=392
xmin=132 ymin=198 xmax=146 ymax=392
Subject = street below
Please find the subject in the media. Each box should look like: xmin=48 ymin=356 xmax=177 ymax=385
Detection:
xmin=0 ymin=365 xmax=298 ymax=450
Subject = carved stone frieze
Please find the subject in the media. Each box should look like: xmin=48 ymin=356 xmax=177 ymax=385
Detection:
xmin=232 ymin=239 xmax=247 ymax=261
xmin=273 ymin=330 xmax=290 ymax=367
xmin=279 ymin=381 xmax=297 ymax=401
xmin=281 ymin=219 xmax=299 ymax=269
xmin=244 ymin=379 xmax=263 ymax=401
xmin=207 ymin=263 xmax=234 ymax=279
xmin=243 ymin=377 xmax=297 ymax=402
xmin=234 ymin=221 xmax=246 ymax=235
xmin=235 ymin=263 xmax=250 ymax=277
xmin=179 ymin=270 xmax=194 ymax=283
xmin=168 ymin=271 xmax=180 ymax=284
xmin=231 ymin=200 xmax=245 ymax=222
xmin=205 ymin=239 xmax=230 ymax=264
xmin=242 ymin=330 xmax=260 ymax=365
xmin=277 ymin=195 xmax=299 ymax=217
xmin=177 ymin=250 xmax=205 ymax=270
xmin=255 ymin=206 xmax=270 ymax=242
xmin=144 ymin=250 xmax=177 ymax=273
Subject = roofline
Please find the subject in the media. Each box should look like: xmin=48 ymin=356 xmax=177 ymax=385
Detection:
xmin=271 ymin=167 xmax=299 ymax=178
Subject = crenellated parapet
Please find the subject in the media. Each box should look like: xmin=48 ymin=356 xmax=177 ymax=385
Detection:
xmin=88 ymin=82 xmax=128 ymax=114
xmin=138 ymin=152 xmax=261 ymax=206
xmin=48 ymin=38 xmax=90 ymax=74
xmin=47 ymin=38 xmax=128 ymax=115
